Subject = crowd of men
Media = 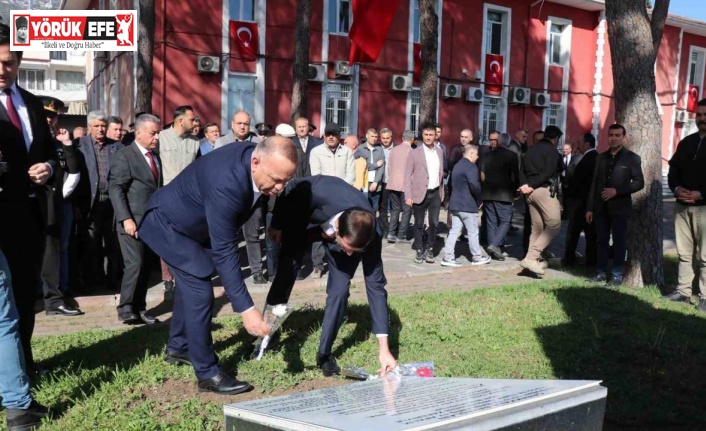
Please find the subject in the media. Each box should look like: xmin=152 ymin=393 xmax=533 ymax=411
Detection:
xmin=2 ymin=21 xmax=706 ymax=430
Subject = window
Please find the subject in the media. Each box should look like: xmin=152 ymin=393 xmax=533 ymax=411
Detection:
xmin=230 ymin=0 xmax=254 ymax=21
xmin=549 ymin=24 xmax=564 ymax=65
xmin=227 ymin=75 xmax=256 ymax=124
xmin=18 ymin=69 xmax=45 ymax=91
xmin=50 ymin=51 xmax=67 ymax=61
xmin=324 ymin=82 xmax=352 ymax=135
xmin=408 ymin=89 xmax=421 ymax=134
xmin=328 ymin=0 xmax=352 ymax=34
xmin=412 ymin=0 xmax=440 ymax=43
xmin=689 ymin=51 xmax=705 ymax=86
xmin=57 ymin=71 xmax=86 ymax=91
xmin=482 ymin=97 xmax=504 ymax=140
xmin=486 ymin=11 xmax=504 ymax=55
xmin=544 ymin=103 xmax=565 ymax=131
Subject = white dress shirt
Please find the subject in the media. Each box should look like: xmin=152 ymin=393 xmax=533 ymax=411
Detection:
xmin=424 ymin=144 xmax=441 ymax=190
xmin=0 ymin=83 xmax=33 ymax=151
xmin=562 ymin=154 xmax=571 ymax=177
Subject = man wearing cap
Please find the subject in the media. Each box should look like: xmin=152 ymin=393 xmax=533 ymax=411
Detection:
xmin=38 ymin=96 xmax=84 ymax=317
xmin=14 ymin=16 xmax=28 ymax=44
xmin=255 ymin=123 xmax=272 ymax=141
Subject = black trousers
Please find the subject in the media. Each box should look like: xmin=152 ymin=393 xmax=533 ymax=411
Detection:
xmin=379 ymin=182 xmax=390 ymax=234
xmin=0 ymin=198 xmax=45 ymax=368
xmin=116 ymin=231 xmax=151 ymax=314
xmin=388 ymin=190 xmax=412 ymax=240
xmin=80 ymin=195 xmax=120 ymax=290
xmin=564 ymin=197 xmax=596 ymax=265
xmin=41 ymin=223 xmax=66 ymax=310
xmin=413 ymin=188 xmax=441 ymax=252
xmin=242 ymin=206 xmax=263 ymax=276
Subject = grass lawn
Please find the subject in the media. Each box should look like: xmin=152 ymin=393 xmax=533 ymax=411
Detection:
xmin=4 ymin=267 xmax=706 ymax=430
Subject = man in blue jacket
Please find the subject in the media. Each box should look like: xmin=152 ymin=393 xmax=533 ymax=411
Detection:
xmin=139 ymin=137 xmax=298 ymax=395
xmin=442 ymin=145 xmax=490 ymax=267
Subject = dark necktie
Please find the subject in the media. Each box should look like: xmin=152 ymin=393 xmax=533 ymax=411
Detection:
xmin=3 ymin=88 xmax=23 ymax=133
xmin=146 ymin=152 xmax=159 ymax=181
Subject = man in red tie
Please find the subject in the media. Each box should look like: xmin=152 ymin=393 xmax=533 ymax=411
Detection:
xmin=0 ymin=24 xmax=58 ymax=378
xmin=108 ymin=114 xmax=163 ymax=324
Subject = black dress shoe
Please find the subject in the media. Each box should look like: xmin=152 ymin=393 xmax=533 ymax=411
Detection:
xmin=198 ymin=371 xmax=253 ymax=395
xmin=139 ymin=311 xmax=159 ymax=325
xmin=164 ymin=349 xmax=192 ymax=367
xmin=487 ymin=245 xmax=505 ymax=261
xmin=118 ymin=311 xmax=141 ymax=324
xmin=316 ymin=355 xmax=341 ymax=377
xmin=5 ymin=400 xmax=49 ymax=431
xmin=252 ymin=273 xmax=268 ymax=284
xmin=46 ymin=305 xmax=84 ymax=316
xmin=296 ymin=268 xmax=307 ymax=280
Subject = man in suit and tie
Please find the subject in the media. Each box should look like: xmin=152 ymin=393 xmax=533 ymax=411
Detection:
xmin=293 ymin=117 xmax=323 ymax=170
xmin=586 ymin=124 xmax=644 ymax=286
xmin=560 ymin=143 xmax=581 ymax=219
xmin=563 ymin=133 xmax=597 ymax=267
xmin=75 ymin=110 xmax=124 ymax=292
xmin=109 ymin=114 xmax=163 ymax=325
xmin=139 ymin=137 xmax=297 ymax=394
xmin=0 ymin=26 xmax=58 ymax=375
xmin=265 ymin=176 xmax=398 ymax=377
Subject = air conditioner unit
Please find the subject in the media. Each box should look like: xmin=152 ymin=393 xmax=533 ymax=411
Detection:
xmin=675 ymin=109 xmax=688 ymax=123
xmin=308 ymin=64 xmax=327 ymax=82
xmin=466 ymin=87 xmax=484 ymax=103
xmin=532 ymin=92 xmax=550 ymax=108
xmin=334 ymin=61 xmax=352 ymax=76
xmin=509 ymin=87 xmax=530 ymax=105
xmin=197 ymin=56 xmax=220 ymax=73
xmin=442 ymin=84 xmax=462 ymax=99
xmin=390 ymin=74 xmax=412 ymax=92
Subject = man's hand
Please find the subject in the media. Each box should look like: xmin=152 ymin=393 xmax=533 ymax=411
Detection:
xmin=518 ymin=184 xmax=533 ymax=195
xmin=378 ymin=350 xmax=398 ymax=376
xmin=123 ymin=219 xmax=138 ymax=238
xmin=601 ymin=187 xmax=617 ymax=201
xmin=405 ymin=198 xmax=414 ymax=206
xmin=57 ymin=128 xmax=71 ymax=145
xmin=369 ymin=182 xmax=378 ymax=193
xmin=688 ymin=190 xmax=703 ymax=201
xmin=585 ymin=211 xmax=593 ymax=224
xmin=241 ymin=308 xmax=270 ymax=337
xmin=28 ymin=163 xmax=51 ymax=185
xmin=268 ymin=228 xmax=282 ymax=244
xmin=376 ymin=159 xmax=384 ymax=168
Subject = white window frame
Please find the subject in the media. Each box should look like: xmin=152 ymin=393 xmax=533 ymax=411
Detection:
xmin=328 ymin=0 xmax=352 ymax=35
xmin=230 ymin=0 xmax=255 ymax=22
xmin=406 ymin=88 xmax=421 ymax=134
xmin=682 ymin=46 xmax=706 ymax=139
xmin=323 ymin=80 xmax=354 ymax=136
xmin=548 ymin=24 xmax=564 ymax=65
xmin=57 ymin=70 xmax=86 ymax=91
xmin=412 ymin=0 xmax=440 ymax=43
xmin=482 ymin=96 xmax=504 ymax=140
xmin=18 ymin=69 xmax=45 ymax=91
xmin=225 ymin=73 xmax=257 ymax=131
xmin=542 ymin=16 xmax=572 ymax=137
xmin=479 ymin=4 xmax=511 ymax=140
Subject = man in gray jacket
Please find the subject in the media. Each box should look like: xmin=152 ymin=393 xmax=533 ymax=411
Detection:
xmin=356 ymin=128 xmax=385 ymax=212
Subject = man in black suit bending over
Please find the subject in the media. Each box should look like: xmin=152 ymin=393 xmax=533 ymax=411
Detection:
xmin=265 ymin=176 xmax=398 ymax=377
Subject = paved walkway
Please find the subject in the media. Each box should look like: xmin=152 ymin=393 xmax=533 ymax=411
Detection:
xmin=34 ymin=198 xmax=677 ymax=336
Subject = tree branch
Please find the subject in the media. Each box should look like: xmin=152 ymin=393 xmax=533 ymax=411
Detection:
xmin=650 ymin=0 xmax=670 ymax=54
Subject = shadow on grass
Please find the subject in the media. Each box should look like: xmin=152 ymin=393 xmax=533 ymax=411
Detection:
xmin=537 ymin=287 xmax=706 ymax=430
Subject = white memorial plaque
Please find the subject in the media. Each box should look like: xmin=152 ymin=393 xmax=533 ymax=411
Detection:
xmin=224 ymin=378 xmax=606 ymax=431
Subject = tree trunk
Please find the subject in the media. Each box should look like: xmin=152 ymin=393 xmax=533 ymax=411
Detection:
xmin=418 ymin=0 xmax=438 ymax=126
xmin=290 ymin=0 xmax=311 ymax=122
xmin=604 ymin=0 xmax=670 ymax=287
xmin=135 ymin=0 xmax=155 ymax=114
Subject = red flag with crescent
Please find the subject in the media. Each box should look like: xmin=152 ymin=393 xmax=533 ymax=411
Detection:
xmin=687 ymin=85 xmax=700 ymax=112
xmin=230 ymin=20 xmax=258 ymax=63
xmin=348 ymin=0 xmax=402 ymax=64
xmin=484 ymin=53 xmax=504 ymax=97
xmin=413 ymin=43 xmax=422 ymax=80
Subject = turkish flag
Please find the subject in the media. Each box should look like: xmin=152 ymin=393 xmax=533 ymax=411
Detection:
xmin=348 ymin=0 xmax=402 ymax=64
xmin=484 ymin=53 xmax=504 ymax=97
xmin=687 ymin=85 xmax=700 ymax=112
xmin=413 ymin=43 xmax=422 ymax=80
xmin=230 ymin=21 xmax=258 ymax=62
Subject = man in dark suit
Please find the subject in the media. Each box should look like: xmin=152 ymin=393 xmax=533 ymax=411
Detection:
xmin=265 ymin=176 xmax=398 ymax=377
xmin=139 ymin=137 xmax=297 ymax=394
xmin=109 ymin=114 xmax=163 ymax=325
xmin=0 ymin=27 xmax=58 ymax=374
xmin=481 ymin=131 xmax=519 ymax=260
xmin=75 ymin=111 xmax=124 ymax=292
xmin=586 ymin=124 xmax=644 ymax=285
xmin=293 ymin=116 xmax=323 ymax=174
xmin=563 ymin=133 xmax=597 ymax=267
xmin=560 ymin=142 xmax=581 ymax=219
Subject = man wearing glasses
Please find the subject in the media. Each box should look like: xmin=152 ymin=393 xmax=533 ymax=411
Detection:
xmin=265 ymin=175 xmax=397 ymax=377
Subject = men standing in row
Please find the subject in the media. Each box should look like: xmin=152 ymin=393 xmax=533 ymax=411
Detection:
xmin=0 ymin=27 xmax=58 ymax=374
xmin=309 ymin=123 xmax=355 ymax=185
xmin=358 ymin=128 xmax=385 ymax=211
xmin=199 ymin=122 xmax=220 ymax=156
xmin=140 ymin=138 xmax=297 ymax=394
xmin=76 ymin=111 xmax=123 ymax=292
xmin=563 ymin=133 xmax=597 ymax=267
xmin=386 ymin=131 xmax=415 ymax=243
xmin=293 ymin=116 xmax=322 ymax=169
xmin=378 ymin=128 xmax=394 ymax=237
xmin=586 ymin=124 xmax=644 ymax=286
xmin=214 ymin=111 xmax=261 ymax=149
xmin=110 ymin=114 xmax=163 ymax=325
xmin=664 ymin=98 xmax=706 ymax=310
xmin=518 ymin=126 xmax=563 ymax=276
xmin=481 ymin=130 xmax=519 ymax=261
xmin=158 ymin=106 xmax=200 ymax=292
xmin=560 ymin=142 xmax=580 ymax=219
xmin=405 ymin=123 xmax=444 ymax=264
